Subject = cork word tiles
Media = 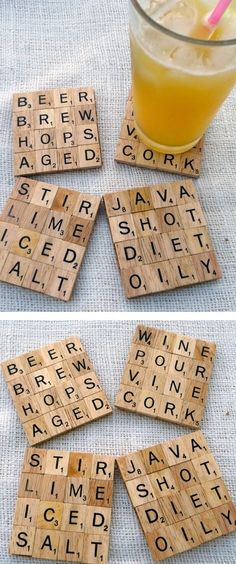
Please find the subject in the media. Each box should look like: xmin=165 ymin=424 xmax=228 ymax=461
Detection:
xmin=10 ymin=447 xmax=115 ymax=563
xmin=115 ymin=93 xmax=204 ymax=177
xmin=1 ymin=336 xmax=112 ymax=445
xmin=104 ymin=180 xmax=221 ymax=298
xmin=117 ymin=431 xmax=236 ymax=561
xmin=115 ymin=325 xmax=216 ymax=429
xmin=13 ymin=87 xmax=102 ymax=175
xmin=0 ymin=177 xmax=101 ymax=301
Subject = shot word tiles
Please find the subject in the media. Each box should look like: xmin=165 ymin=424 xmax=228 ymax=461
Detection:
xmin=104 ymin=180 xmax=221 ymax=298
xmin=115 ymin=325 xmax=216 ymax=428
xmin=13 ymin=87 xmax=102 ymax=175
xmin=10 ymin=447 xmax=115 ymax=563
xmin=117 ymin=431 xmax=236 ymax=561
xmin=1 ymin=335 xmax=112 ymax=445
xmin=115 ymin=93 xmax=204 ymax=177
xmin=0 ymin=177 xmax=101 ymax=300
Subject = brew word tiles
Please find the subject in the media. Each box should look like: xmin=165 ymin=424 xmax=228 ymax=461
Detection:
xmin=1 ymin=335 xmax=112 ymax=445
xmin=13 ymin=87 xmax=102 ymax=175
xmin=0 ymin=177 xmax=101 ymax=301
xmin=117 ymin=431 xmax=236 ymax=561
xmin=10 ymin=447 xmax=115 ymax=563
xmin=115 ymin=324 xmax=216 ymax=429
xmin=115 ymin=92 xmax=203 ymax=178
xmin=104 ymin=180 xmax=221 ymax=298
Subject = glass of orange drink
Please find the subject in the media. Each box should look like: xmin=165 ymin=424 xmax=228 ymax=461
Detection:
xmin=130 ymin=0 xmax=236 ymax=154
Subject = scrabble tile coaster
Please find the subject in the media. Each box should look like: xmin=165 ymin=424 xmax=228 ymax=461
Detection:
xmin=115 ymin=93 xmax=204 ymax=177
xmin=117 ymin=431 xmax=236 ymax=561
xmin=0 ymin=177 xmax=101 ymax=301
xmin=104 ymin=180 xmax=222 ymax=298
xmin=115 ymin=324 xmax=216 ymax=428
xmin=10 ymin=447 xmax=115 ymax=563
xmin=13 ymin=87 xmax=102 ymax=175
xmin=1 ymin=335 xmax=112 ymax=445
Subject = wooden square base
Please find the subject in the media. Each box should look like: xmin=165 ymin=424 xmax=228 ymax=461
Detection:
xmin=1 ymin=336 xmax=112 ymax=445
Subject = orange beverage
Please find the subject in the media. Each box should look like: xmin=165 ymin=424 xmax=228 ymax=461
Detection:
xmin=130 ymin=0 xmax=236 ymax=153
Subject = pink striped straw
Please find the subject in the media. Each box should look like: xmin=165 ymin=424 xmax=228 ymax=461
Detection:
xmin=207 ymin=0 xmax=232 ymax=28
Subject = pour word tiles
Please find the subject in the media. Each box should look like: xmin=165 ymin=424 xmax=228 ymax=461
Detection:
xmin=103 ymin=180 xmax=221 ymax=298
xmin=115 ymin=325 xmax=216 ymax=429
xmin=115 ymin=93 xmax=203 ymax=177
xmin=117 ymin=431 xmax=236 ymax=561
xmin=9 ymin=447 xmax=115 ymax=563
xmin=0 ymin=177 xmax=101 ymax=300
xmin=13 ymin=87 xmax=102 ymax=175
xmin=1 ymin=336 xmax=112 ymax=445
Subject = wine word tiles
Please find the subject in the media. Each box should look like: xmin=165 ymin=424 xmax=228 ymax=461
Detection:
xmin=115 ymin=93 xmax=204 ymax=177
xmin=10 ymin=447 xmax=115 ymax=563
xmin=1 ymin=336 xmax=112 ymax=445
xmin=117 ymin=431 xmax=236 ymax=561
xmin=0 ymin=177 xmax=101 ymax=301
xmin=104 ymin=180 xmax=221 ymax=298
xmin=115 ymin=325 xmax=216 ymax=428
xmin=13 ymin=87 xmax=102 ymax=175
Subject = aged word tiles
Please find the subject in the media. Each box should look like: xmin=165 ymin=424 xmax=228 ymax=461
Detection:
xmin=117 ymin=431 xmax=236 ymax=561
xmin=115 ymin=325 xmax=216 ymax=429
xmin=115 ymin=93 xmax=204 ymax=177
xmin=13 ymin=87 xmax=102 ymax=176
xmin=0 ymin=177 xmax=101 ymax=300
xmin=1 ymin=336 xmax=112 ymax=445
xmin=10 ymin=447 xmax=115 ymax=563
xmin=103 ymin=181 xmax=222 ymax=298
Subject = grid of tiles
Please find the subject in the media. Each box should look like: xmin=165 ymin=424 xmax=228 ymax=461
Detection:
xmin=0 ymin=177 xmax=101 ymax=301
xmin=115 ymin=325 xmax=216 ymax=428
xmin=117 ymin=431 xmax=236 ymax=561
xmin=104 ymin=181 xmax=221 ymax=298
xmin=1 ymin=336 xmax=112 ymax=445
xmin=115 ymin=92 xmax=204 ymax=177
xmin=13 ymin=87 xmax=102 ymax=175
xmin=10 ymin=447 xmax=115 ymax=563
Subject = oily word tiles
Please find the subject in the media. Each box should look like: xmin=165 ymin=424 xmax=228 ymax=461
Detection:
xmin=115 ymin=93 xmax=204 ymax=177
xmin=117 ymin=431 xmax=236 ymax=561
xmin=13 ymin=87 xmax=102 ymax=175
xmin=1 ymin=336 xmax=112 ymax=445
xmin=115 ymin=325 xmax=216 ymax=429
xmin=0 ymin=177 xmax=101 ymax=301
xmin=104 ymin=181 xmax=221 ymax=298
xmin=10 ymin=447 xmax=115 ymax=563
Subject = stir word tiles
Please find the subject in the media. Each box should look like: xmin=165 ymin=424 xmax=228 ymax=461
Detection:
xmin=1 ymin=336 xmax=112 ymax=445
xmin=117 ymin=431 xmax=236 ymax=561
xmin=115 ymin=92 xmax=203 ymax=177
xmin=115 ymin=325 xmax=216 ymax=429
xmin=103 ymin=180 xmax=221 ymax=298
xmin=9 ymin=447 xmax=115 ymax=563
xmin=13 ymin=87 xmax=102 ymax=175
xmin=0 ymin=177 xmax=101 ymax=300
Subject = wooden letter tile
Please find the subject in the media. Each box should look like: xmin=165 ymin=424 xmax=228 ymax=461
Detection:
xmin=10 ymin=448 xmax=115 ymax=563
xmin=115 ymin=324 xmax=216 ymax=429
xmin=104 ymin=181 xmax=221 ymax=298
xmin=0 ymin=177 xmax=101 ymax=300
xmin=12 ymin=87 xmax=102 ymax=175
xmin=117 ymin=431 xmax=236 ymax=561
xmin=1 ymin=335 xmax=112 ymax=445
xmin=115 ymin=94 xmax=204 ymax=177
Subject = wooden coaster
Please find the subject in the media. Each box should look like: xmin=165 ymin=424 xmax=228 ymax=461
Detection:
xmin=9 ymin=447 xmax=115 ymax=562
xmin=115 ymin=324 xmax=216 ymax=429
xmin=1 ymin=336 xmax=112 ymax=445
xmin=115 ymin=93 xmax=204 ymax=177
xmin=13 ymin=87 xmax=102 ymax=176
xmin=103 ymin=180 xmax=222 ymax=298
xmin=117 ymin=430 xmax=236 ymax=561
xmin=0 ymin=177 xmax=101 ymax=301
